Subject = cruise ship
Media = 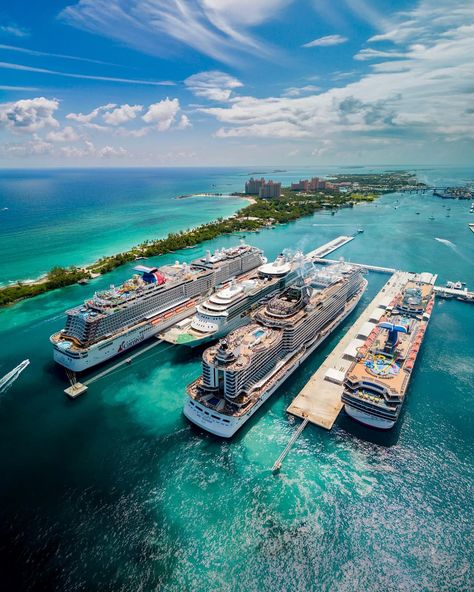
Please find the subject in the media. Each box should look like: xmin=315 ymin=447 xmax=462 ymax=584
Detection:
xmin=184 ymin=262 xmax=367 ymax=437
xmin=341 ymin=278 xmax=435 ymax=429
xmin=159 ymin=253 xmax=305 ymax=347
xmin=50 ymin=242 xmax=265 ymax=371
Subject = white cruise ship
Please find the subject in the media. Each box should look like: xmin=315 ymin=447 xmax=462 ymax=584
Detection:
xmin=184 ymin=262 xmax=367 ymax=437
xmin=159 ymin=253 xmax=303 ymax=347
xmin=50 ymin=242 xmax=265 ymax=371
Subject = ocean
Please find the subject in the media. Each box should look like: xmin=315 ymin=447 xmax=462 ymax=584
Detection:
xmin=0 ymin=166 xmax=472 ymax=591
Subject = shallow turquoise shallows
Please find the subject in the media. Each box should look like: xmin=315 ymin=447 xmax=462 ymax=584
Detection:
xmin=0 ymin=166 xmax=473 ymax=591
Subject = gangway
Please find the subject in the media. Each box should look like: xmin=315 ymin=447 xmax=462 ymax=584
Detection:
xmin=271 ymin=418 xmax=309 ymax=473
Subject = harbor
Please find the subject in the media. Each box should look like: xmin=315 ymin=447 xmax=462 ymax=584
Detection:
xmin=1 ymin=166 xmax=473 ymax=592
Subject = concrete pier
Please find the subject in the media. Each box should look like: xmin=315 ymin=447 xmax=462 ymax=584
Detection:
xmin=305 ymin=235 xmax=354 ymax=260
xmin=287 ymin=271 xmax=412 ymax=429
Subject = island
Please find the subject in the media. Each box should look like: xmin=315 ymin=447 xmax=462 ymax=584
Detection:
xmin=0 ymin=171 xmax=421 ymax=307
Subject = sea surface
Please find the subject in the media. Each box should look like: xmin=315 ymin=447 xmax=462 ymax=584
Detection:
xmin=0 ymin=166 xmax=473 ymax=591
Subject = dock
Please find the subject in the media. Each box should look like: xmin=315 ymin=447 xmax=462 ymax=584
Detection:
xmin=305 ymin=235 xmax=354 ymax=260
xmin=314 ymin=257 xmax=396 ymax=274
xmin=287 ymin=270 xmax=419 ymax=429
xmin=433 ymin=286 xmax=474 ymax=303
xmin=64 ymin=369 xmax=88 ymax=399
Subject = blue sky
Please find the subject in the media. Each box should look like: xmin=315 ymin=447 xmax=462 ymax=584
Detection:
xmin=0 ymin=0 xmax=473 ymax=166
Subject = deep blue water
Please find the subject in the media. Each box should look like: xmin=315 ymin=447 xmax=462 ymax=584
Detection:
xmin=0 ymin=166 xmax=472 ymax=592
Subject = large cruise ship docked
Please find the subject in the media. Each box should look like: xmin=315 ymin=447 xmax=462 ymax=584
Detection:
xmin=159 ymin=253 xmax=305 ymax=347
xmin=341 ymin=278 xmax=435 ymax=429
xmin=50 ymin=243 xmax=265 ymax=371
xmin=184 ymin=262 xmax=367 ymax=437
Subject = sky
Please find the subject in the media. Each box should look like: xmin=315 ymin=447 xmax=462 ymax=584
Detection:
xmin=0 ymin=0 xmax=473 ymax=167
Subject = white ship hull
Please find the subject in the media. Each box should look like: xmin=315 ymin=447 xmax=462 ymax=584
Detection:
xmin=179 ymin=315 xmax=249 ymax=349
xmin=52 ymin=306 xmax=196 ymax=372
xmin=184 ymin=282 xmax=366 ymax=437
xmin=343 ymin=405 xmax=396 ymax=429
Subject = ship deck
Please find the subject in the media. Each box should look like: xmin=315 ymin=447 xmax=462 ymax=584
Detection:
xmin=287 ymin=270 xmax=424 ymax=429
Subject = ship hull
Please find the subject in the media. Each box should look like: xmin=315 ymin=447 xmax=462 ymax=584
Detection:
xmin=52 ymin=306 xmax=196 ymax=372
xmin=173 ymin=315 xmax=250 ymax=349
xmin=343 ymin=404 xmax=396 ymax=429
xmin=184 ymin=281 xmax=366 ymax=437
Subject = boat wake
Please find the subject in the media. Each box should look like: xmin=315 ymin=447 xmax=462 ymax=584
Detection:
xmin=434 ymin=237 xmax=456 ymax=248
xmin=434 ymin=238 xmax=470 ymax=263
xmin=0 ymin=359 xmax=30 ymax=394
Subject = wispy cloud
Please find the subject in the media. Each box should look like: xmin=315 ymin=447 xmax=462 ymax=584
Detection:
xmin=0 ymin=61 xmax=175 ymax=85
xmin=201 ymin=0 xmax=474 ymax=144
xmin=184 ymin=71 xmax=243 ymax=101
xmin=0 ymin=43 xmax=118 ymax=66
xmin=302 ymin=34 xmax=348 ymax=48
xmin=0 ymin=23 xmax=30 ymax=38
xmin=354 ymin=48 xmax=406 ymax=61
xmin=60 ymin=0 xmax=292 ymax=66
xmin=0 ymin=85 xmax=39 ymax=91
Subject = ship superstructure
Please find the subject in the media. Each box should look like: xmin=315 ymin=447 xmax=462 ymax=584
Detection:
xmin=185 ymin=262 xmax=367 ymax=437
xmin=159 ymin=252 xmax=305 ymax=347
xmin=50 ymin=242 xmax=265 ymax=371
xmin=341 ymin=278 xmax=434 ymax=429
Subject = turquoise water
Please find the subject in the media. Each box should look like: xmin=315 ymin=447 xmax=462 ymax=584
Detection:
xmin=0 ymin=168 xmax=244 ymax=284
xmin=0 ymin=167 xmax=473 ymax=591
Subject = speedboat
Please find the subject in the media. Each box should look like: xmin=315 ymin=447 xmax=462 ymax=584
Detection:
xmin=0 ymin=360 xmax=30 ymax=391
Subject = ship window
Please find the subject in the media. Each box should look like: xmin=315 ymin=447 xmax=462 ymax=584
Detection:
xmin=223 ymin=419 xmax=230 ymax=424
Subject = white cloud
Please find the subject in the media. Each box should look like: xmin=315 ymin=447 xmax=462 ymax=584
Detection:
xmin=201 ymin=0 xmax=474 ymax=144
xmin=66 ymin=103 xmax=116 ymax=123
xmin=177 ymin=115 xmax=192 ymax=129
xmin=97 ymin=145 xmax=128 ymax=158
xmin=60 ymin=140 xmax=96 ymax=158
xmin=60 ymin=0 xmax=291 ymax=65
xmin=0 ymin=97 xmax=59 ymax=133
xmin=102 ymin=104 xmax=143 ymax=126
xmin=142 ymin=98 xmax=181 ymax=131
xmin=283 ymin=85 xmax=321 ymax=97
xmin=302 ymin=34 xmax=348 ymax=48
xmin=184 ymin=71 xmax=243 ymax=101
xmin=46 ymin=126 xmax=81 ymax=142
xmin=1 ymin=134 xmax=53 ymax=157
xmin=354 ymin=48 xmax=407 ymax=61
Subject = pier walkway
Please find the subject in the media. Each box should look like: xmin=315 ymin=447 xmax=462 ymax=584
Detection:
xmin=433 ymin=286 xmax=474 ymax=303
xmin=287 ymin=271 xmax=412 ymax=429
xmin=305 ymin=236 xmax=354 ymax=260
xmin=314 ymin=257 xmax=396 ymax=274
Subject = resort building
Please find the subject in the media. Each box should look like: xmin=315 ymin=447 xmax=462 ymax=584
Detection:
xmin=259 ymin=181 xmax=282 ymax=199
xmin=245 ymin=177 xmax=265 ymax=195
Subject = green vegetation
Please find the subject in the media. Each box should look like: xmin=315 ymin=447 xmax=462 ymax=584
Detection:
xmin=1 ymin=171 xmax=413 ymax=307
xmin=0 ymin=266 xmax=89 ymax=307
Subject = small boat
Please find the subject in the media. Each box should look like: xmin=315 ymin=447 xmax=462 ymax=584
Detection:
xmin=0 ymin=360 xmax=30 ymax=391
xmin=125 ymin=358 xmax=132 ymax=364
xmin=446 ymin=281 xmax=463 ymax=290
xmin=357 ymin=228 xmax=364 ymax=234
xmin=429 ymin=216 xmax=435 ymax=220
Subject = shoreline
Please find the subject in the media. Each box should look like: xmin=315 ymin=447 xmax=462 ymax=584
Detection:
xmin=176 ymin=192 xmax=257 ymax=205
xmin=0 ymin=172 xmax=418 ymax=308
